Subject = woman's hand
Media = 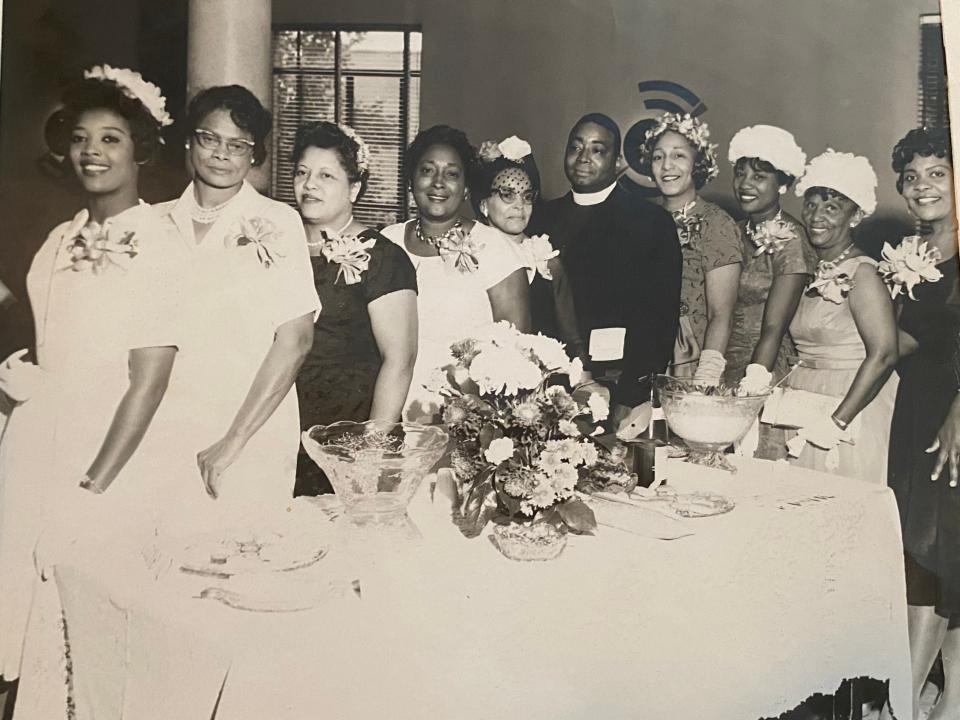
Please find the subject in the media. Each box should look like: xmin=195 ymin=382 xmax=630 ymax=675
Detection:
xmin=197 ymin=434 xmax=246 ymax=498
xmin=0 ymin=349 xmax=45 ymax=402
xmin=927 ymin=396 xmax=960 ymax=487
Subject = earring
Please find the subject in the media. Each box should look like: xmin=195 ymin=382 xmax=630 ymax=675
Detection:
xmin=778 ymin=186 xmax=787 ymax=195
xmin=250 ymin=157 xmax=256 ymax=165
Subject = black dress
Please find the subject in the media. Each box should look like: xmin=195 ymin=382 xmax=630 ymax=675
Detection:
xmin=294 ymin=229 xmax=417 ymax=495
xmin=888 ymin=254 xmax=960 ymax=617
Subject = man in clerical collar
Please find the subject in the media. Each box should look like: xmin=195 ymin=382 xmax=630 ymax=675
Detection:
xmin=531 ymin=112 xmax=682 ymax=431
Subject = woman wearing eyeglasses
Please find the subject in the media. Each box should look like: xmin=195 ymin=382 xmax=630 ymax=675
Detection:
xmin=473 ymin=136 xmax=584 ymax=362
xmin=157 ymin=85 xmax=319 ymax=519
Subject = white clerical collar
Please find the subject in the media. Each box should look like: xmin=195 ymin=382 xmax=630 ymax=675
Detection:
xmin=572 ymin=182 xmax=617 ymax=206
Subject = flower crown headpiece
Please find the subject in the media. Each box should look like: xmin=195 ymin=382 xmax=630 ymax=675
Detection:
xmin=478 ymin=135 xmax=533 ymax=164
xmin=644 ymin=112 xmax=720 ymax=182
xmin=338 ymin=124 xmax=370 ymax=173
xmin=83 ymin=65 xmax=173 ymax=128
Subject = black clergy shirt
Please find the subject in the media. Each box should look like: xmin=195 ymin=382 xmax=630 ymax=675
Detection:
xmin=531 ymin=183 xmax=682 ymax=408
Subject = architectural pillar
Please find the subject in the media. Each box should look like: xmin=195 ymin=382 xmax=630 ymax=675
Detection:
xmin=187 ymin=0 xmax=272 ymax=191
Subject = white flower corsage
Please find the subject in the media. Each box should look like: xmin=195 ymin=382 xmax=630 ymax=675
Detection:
xmin=229 ymin=217 xmax=284 ymax=268
xmin=521 ymin=234 xmax=559 ymax=280
xmin=747 ymin=213 xmax=797 ymax=257
xmin=671 ymin=202 xmax=703 ymax=248
xmin=808 ymin=261 xmax=855 ymax=304
xmin=321 ymin=233 xmax=376 ymax=285
xmin=437 ymin=227 xmax=483 ymax=274
xmin=84 ymin=65 xmax=173 ymax=128
xmin=64 ymin=221 xmax=138 ymax=273
xmin=878 ymin=235 xmax=943 ymax=300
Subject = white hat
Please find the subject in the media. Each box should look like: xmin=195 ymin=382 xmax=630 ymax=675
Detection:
xmin=794 ymin=149 xmax=878 ymax=216
xmin=727 ymin=124 xmax=807 ymax=180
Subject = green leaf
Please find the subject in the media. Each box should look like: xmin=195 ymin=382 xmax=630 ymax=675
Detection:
xmin=478 ymin=423 xmax=503 ymax=450
xmin=556 ymin=497 xmax=597 ymax=534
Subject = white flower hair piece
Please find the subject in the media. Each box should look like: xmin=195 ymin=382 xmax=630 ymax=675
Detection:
xmin=727 ymin=124 xmax=806 ymax=180
xmin=794 ymin=149 xmax=878 ymax=216
xmin=478 ymin=135 xmax=532 ymax=164
xmin=338 ymin=124 xmax=370 ymax=173
xmin=644 ymin=112 xmax=719 ymax=182
xmin=498 ymin=135 xmax=532 ymax=162
xmin=83 ymin=64 xmax=173 ymax=128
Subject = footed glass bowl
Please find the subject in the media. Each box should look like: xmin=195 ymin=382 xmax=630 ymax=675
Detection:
xmin=656 ymin=375 xmax=769 ymax=473
xmin=301 ymin=421 xmax=448 ymax=525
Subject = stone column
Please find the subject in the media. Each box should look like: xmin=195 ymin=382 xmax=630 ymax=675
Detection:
xmin=187 ymin=0 xmax=272 ymax=190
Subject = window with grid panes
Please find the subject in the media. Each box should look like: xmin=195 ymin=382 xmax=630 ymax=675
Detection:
xmin=271 ymin=27 xmax=422 ymax=227
xmin=919 ymin=15 xmax=948 ymax=129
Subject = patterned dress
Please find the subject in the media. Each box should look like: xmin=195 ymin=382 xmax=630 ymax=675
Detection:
xmin=888 ymin=254 xmax=960 ymax=616
xmin=724 ymin=212 xmax=817 ymax=384
xmin=668 ymin=198 xmax=742 ymax=375
xmin=294 ymin=230 xmax=417 ymax=495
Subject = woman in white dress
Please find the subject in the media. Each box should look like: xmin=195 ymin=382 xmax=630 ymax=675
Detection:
xmin=0 ymin=66 xmax=181 ymax=688
xmin=156 ymin=85 xmax=319 ymax=519
xmin=381 ymin=125 xmax=530 ymax=421
xmin=779 ymin=150 xmax=898 ymax=482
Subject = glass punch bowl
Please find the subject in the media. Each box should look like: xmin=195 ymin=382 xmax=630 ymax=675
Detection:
xmin=656 ymin=375 xmax=770 ymax=473
xmin=301 ymin=421 xmax=448 ymax=525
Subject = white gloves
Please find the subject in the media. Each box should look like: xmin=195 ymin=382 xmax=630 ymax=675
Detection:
xmin=0 ymin=349 xmax=45 ymax=403
xmin=692 ymin=349 xmax=726 ymax=387
xmin=801 ymin=414 xmax=854 ymax=451
xmin=737 ymin=363 xmax=772 ymax=396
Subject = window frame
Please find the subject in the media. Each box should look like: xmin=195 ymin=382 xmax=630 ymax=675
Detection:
xmin=271 ymin=23 xmax=422 ymax=224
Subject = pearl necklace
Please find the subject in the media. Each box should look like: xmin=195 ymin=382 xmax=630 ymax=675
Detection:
xmin=416 ymin=218 xmax=462 ymax=249
xmin=817 ymin=242 xmax=856 ymax=272
xmin=188 ymin=189 xmax=237 ymax=225
xmin=306 ymin=215 xmax=355 ymax=248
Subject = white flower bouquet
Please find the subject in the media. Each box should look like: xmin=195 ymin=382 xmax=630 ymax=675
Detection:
xmin=439 ymin=323 xmax=637 ymax=538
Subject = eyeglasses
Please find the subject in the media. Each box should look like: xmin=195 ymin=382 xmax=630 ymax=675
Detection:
xmin=193 ymin=128 xmax=256 ymax=156
xmin=491 ymin=186 xmax=536 ymax=206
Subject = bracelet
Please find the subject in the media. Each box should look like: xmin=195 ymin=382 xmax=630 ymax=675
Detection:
xmin=79 ymin=475 xmax=104 ymax=494
xmin=830 ymin=414 xmax=849 ymax=431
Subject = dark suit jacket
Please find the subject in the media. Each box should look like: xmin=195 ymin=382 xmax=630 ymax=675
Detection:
xmin=531 ymin=183 xmax=681 ymax=407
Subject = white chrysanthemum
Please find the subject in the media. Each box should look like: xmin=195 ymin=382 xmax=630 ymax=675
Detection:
xmin=727 ymin=124 xmax=806 ymax=179
xmin=498 ymin=135 xmax=533 ymax=161
xmin=528 ymin=474 xmax=559 ymax=509
xmin=572 ymin=441 xmax=599 ymax=467
xmin=520 ymin=332 xmax=568 ymax=371
xmin=476 ymin=321 xmax=522 ymax=348
xmin=566 ymin=357 xmax=584 ymax=386
xmin=795 ymin=149 xmax=878 ymax=216
xmin=550 ymin=463 xmax=579 ymax=495
xmin=588 ymin=392 xmax=609 ymax=422
xmin=558 ymin=419 xmax=581 ymax=436
xmin=469 ymin=346 xmax=542 ymax=395
xmin=484 ymin=437 xmax=515 ymax=465
xmin=537 ymin=449 xmax=565 ymax=473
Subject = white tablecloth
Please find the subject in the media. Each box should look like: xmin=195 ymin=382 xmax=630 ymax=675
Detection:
xmin=43 ymin=457 xmax=910 ymax=720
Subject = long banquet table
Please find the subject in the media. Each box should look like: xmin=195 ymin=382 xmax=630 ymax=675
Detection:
xmin=42 ymin=456 xmax=911 ymax=720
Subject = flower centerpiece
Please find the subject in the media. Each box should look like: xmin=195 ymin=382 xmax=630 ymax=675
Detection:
xmin=437 ymin=323 xmax=637 ymax=560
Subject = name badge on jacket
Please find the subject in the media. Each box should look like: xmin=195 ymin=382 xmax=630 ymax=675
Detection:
xmin=588 ymin=327 xmax=626 ymax=362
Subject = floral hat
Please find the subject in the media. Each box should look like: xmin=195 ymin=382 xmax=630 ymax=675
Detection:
xmin=727 ymin=124 xmax=806 ymax=179
xmin=84 ymin=64 xmax=173 ymax=128
xmin=641 ymin=112 xmax=720 ymax=183
xmin=795 ymin=149 xmax=878 ymax=216
xmin=338 ymin=123 xmax=370 ymax=173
